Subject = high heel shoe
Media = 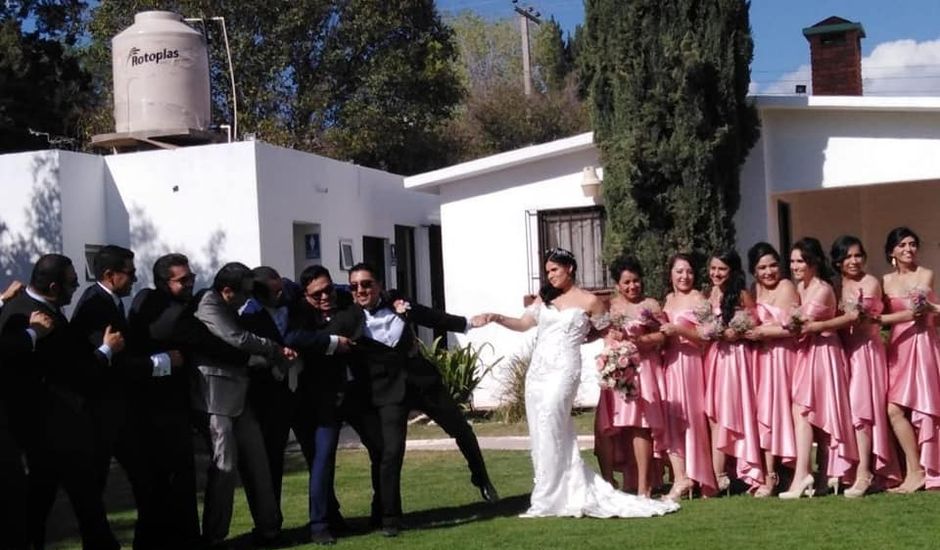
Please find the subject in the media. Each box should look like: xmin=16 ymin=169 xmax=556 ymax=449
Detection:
xmin=778 ymin=474 xmax=815 ymax=500
xmin=716 ymin=473 xmax=731 ymax=496
xmin=754 ymin=472 xmax=778 ymax=498
xmin=828 ymin=477 xmax=841 ymax=496
xmin=844 ymin=473 xmax=872 ymax=498
xmin=662 ymin=478 xmax=694 ymax=502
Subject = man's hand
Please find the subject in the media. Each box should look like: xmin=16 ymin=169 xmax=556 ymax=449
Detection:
xmin=335 ymin=336 xmax=354 ymax=354
xmin=28 ymin=310 xmax=54 ymax=338
xmin=281 ymin=347 xmax=299 ymax=361
xmin=103 ymin=325 xmax=125 ymax=354
xmin=167 ymin=350 xmax=184 ymax=368
xmin=1 ymin=281 xmax=24 ymax=302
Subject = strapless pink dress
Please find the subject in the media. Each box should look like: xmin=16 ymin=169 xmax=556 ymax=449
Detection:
xmin=885 ymin=295 xmax=940 ymax=488
xmin=840 ymin=296 xmax=901 ymax=485
xmin=662 ymin=308 xmax=717 ymax=493
xmin=753 ymin=303 xmax=797 ymax=466
xmin=703 ymin=308 xmax=763 ymax=487
xmin=791 ymin=300 xmax=859 ymax=477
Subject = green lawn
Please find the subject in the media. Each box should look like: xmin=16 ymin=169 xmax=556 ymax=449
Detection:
xmin=52 ymin=448 xmax=940 ymax=549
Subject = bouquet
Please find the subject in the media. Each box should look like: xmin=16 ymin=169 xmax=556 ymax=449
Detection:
xmin=622 ymin=306 xmax=662 ymax=337
xmin=596 ymin=340 xmax=641 ymax=399
xmin=782 ymin=306 xmax=805 ymax=333
xmin=840 ymin=287 xmax=871 ymax=319
xmin=908 ymin=286 xmax=931 ymax=315
xmin=728 ymin=309 xmax=755 ymax=334
xmin=693 ymin=303 xmax=723 ymax=340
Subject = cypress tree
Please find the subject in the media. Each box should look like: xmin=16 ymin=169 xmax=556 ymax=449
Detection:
xmin=583 ymin=0 xmax=760 ymax=295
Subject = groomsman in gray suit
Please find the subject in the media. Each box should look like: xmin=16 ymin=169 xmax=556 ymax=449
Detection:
xmin=178 ymin=262 xmax=297 ymax=547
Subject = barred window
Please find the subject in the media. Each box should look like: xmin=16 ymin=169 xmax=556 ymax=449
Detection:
xmin=534 ymin=206 xmax=606 ymax=290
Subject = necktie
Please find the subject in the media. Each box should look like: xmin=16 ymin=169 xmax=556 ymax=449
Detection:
xmin=117 ymin=299 xmax=126 ymax=320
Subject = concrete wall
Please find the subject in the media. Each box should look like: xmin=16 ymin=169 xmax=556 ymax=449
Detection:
xmin=437 ymin=146 xmax=604 ymax=408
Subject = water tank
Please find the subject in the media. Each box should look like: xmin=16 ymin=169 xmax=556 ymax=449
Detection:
xmin=112 ymin=11 xmax=211 ymax=133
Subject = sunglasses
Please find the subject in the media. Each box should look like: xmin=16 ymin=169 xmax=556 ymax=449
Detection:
xmin=306 ymin=284 xmax=334 ymax=300
xmin=348 ymin=280 xmax=375 ymax=292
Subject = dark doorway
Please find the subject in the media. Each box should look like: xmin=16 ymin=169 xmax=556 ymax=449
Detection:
xmin=777 ymin=200 xmax=792 ymax=259
xmin=428 ymin=224 xmax=445 ymax=340
xmin=394 ymin=225 xmax=417 ymax=298
xmin=362 ymin=236 xmax=386 ymax=285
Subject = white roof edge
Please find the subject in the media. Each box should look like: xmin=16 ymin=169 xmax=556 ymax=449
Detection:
xmin=754 ymin=94 xmax=940 ymax=111
xmin=404 ymin=132 xmax=594 ymax=190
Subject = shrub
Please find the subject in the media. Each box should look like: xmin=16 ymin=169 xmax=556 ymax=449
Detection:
xmin=496 ymin=354 xmax=530 ymax=424
xmin=419 ymin=336 xmax=500 ymax=411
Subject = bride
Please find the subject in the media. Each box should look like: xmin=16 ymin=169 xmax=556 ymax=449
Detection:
xmin=472 ymin=248 xmax=678 ymax=518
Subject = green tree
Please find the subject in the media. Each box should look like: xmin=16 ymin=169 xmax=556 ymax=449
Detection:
xmin=583 ymin=0 xmax=760 ymax=296
xmin=84 ymin=0 xmax=462 ymax=174
xmin=0 ymin=1 xmax=93 ymax=151
xmin=532 ymin=16 xmax=570 ymax=93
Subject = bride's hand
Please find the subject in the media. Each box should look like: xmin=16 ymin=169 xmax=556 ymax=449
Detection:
xmin=470 ymin=313 xmax=497 ymax=328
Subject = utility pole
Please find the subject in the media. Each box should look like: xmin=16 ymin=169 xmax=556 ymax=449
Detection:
xmin=512 ymin=0 xmax=541 ymax=96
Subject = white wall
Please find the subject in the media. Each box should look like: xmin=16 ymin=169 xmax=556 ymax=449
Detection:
xmin=437 ymin=147 xmax=604 ymax=408
xmin=103 ymin=142 xmax=262 ymax=289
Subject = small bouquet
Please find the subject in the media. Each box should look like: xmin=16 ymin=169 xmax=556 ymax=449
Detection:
xmin=693 ymin=303 xmax=723 ymax=340
xmin=622 ymin=306 xmax=662 ymax=337
xmin=908 ymin=286 xmax=931 ymax=315
xmin=728 ymin=309 xmax=755 ymax=335
xmin=596 ymin=340 xmax=641 ymax=399
xmin=840 ymin=287 xmax=872 ymax=319
xmin=782 ymin=306 xmax=805 ymax=333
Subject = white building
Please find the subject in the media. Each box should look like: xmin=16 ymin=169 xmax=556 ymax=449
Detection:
xmin=0 ymin=141 xmax=442 ymax=322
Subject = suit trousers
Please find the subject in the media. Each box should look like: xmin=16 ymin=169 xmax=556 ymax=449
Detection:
xmin=199 ymin=406 xmax=281 ymax=544
xmin=0 ymin=416 xmax=28 ymax=549
xmin=376 ymin=382 xmax=489 ymax=526
xmin=305 ymin=425 xmax=339 ymax=534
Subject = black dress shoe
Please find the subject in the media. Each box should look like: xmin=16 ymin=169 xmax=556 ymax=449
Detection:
xmin=309 ymin=530 xmax=337 ymax=546
xmin=381 ymin=526 xmax=400 ymax=538
xmin=479 ymin=480 xmax=500 ymax=503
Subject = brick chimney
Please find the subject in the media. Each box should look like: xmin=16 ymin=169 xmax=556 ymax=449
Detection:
xmin=802 ymin=16 xmax=866 ymax=96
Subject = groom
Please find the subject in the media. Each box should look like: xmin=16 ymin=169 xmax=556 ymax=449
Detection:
xmin=347 ymin=263 xmax=497 ymax=536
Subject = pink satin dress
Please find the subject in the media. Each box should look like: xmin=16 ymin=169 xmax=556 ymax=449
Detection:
xmin=703 ymin=308 xmax=763 ymax=487
xmin=662 ymin=307 xmax=717 ymax=493
xmin=840 ymin=296 xmax=901 ymax=486
xmin=791 ymin=299 xmax=859 ymax=478
xmin=753 ymin=303 xmax=798 ymax=466
xmin=595 ymin=320 xmax=670 ymax=456
xmin=885 ymin=294 xmax=940 ymax=488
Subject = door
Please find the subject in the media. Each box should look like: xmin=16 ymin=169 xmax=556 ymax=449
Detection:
xmin=362 ymin=236 xmax=387 ymax=284
xmin=394 ymin=225 xmax=416 ymax=298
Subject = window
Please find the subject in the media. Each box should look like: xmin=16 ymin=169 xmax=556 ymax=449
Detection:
xmin=535 ymin=206 xmax=606 ymax=290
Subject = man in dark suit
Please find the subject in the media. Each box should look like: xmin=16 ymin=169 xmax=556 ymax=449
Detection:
xmin=291 ymin=265 xmax=383 ymax=545
xmin=347 ymin=263 xmax=497 ymax=537
xmin=0 ymin=254 xmax=124 ymax=550
xmin=0 ymin=280 xmax=53 ymax=549
xmin=126 ymin=253 xmax=201 ymax=548
xmin=70 ymin=245 xmax=186 ymax=549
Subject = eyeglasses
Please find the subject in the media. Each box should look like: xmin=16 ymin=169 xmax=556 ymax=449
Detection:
xmin=306 ymin=284 xmax=334 ymax=300
xmin=348 ymin=280 xmax=375 ymax=292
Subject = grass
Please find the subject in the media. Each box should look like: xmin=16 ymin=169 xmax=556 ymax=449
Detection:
xmin=405 ymin=410 xmax=595 ymax=439
xmin=52 ymin=447 xmax=940 ymax=549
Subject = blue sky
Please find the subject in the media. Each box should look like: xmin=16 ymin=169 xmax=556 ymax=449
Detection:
xmin=437 ymin=0 xmax=940 ymax=95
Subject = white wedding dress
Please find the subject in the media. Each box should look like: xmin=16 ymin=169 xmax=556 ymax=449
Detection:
xmin=521 ymin=303 xmax=679 ymax=518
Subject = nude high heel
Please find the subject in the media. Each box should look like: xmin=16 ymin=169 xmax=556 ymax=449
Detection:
xmin=662 ymin=478 xmax=694 ymax=502
xmin=754 ymin=472 xmax=778 ymax=498
xmin=778 ymin=474 xmax=815 ymax=500
xmin=844 ymin=473 xmax=872 ymax=498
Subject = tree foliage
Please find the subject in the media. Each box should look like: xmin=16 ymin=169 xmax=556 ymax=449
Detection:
xmin=0 ymin=1 xmax=93 ymax=151
xmin=85 ymin=0 xmax=462 ymax=174
xmin=583 ymin=0 xmax=760 ymax=296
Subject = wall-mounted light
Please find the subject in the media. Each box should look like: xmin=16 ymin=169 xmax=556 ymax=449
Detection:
xmin=581 ymin=165 xmax=602 ymax=199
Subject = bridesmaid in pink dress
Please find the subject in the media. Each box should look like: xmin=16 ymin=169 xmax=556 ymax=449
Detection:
xmin=594 ymin=256 xmax=669 ymax=497
xmin=659 ymin=253 xmax=717 ymax=501
xmin=744 ymin=242 xmax=799 ymax=497
xmin=780 ymin=237 xmax=858 ymax=499
xmin=703 ymin=250 xmax=763 ymax=493
xmin=801 ymin=235 xmax=901 ymax=497
xmin=879 ymin=226 xmax=940 ymax=493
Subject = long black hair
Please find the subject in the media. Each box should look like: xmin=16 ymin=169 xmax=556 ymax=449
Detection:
xmin=711 ymin=249 xmax=746 ymax=325
xmin=540 ymin=247 xmax=578 ymax=305
xmin=792 ymin=237 xmax=833 ymax=284
xmin=830 ymin=235 xmax=866 ymax=275
xmin=884 ymin=226 xmax=920 ymax=265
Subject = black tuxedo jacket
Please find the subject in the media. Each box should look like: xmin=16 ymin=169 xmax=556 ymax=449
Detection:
xmin=0 ymin=292 xmax=108 ymax=450
xmin=354 ymin=290 xmax=467 ymax=407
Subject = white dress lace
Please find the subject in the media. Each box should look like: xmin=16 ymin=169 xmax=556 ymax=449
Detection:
xmin=521 ymin=303 xmax=680 ymax=518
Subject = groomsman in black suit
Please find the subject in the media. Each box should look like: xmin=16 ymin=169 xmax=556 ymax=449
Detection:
xmin=126 ymin=253 xmax=201 ymax=548
xmin=0 ymin=254 xmax=124 ymax=550
xmin=0 ymin=281 xmax=53 ymax=549
xmin=347 ymin=263 xmax=497 ymax=537
xmin=70 ymin=245 xmax=185 ymax=549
